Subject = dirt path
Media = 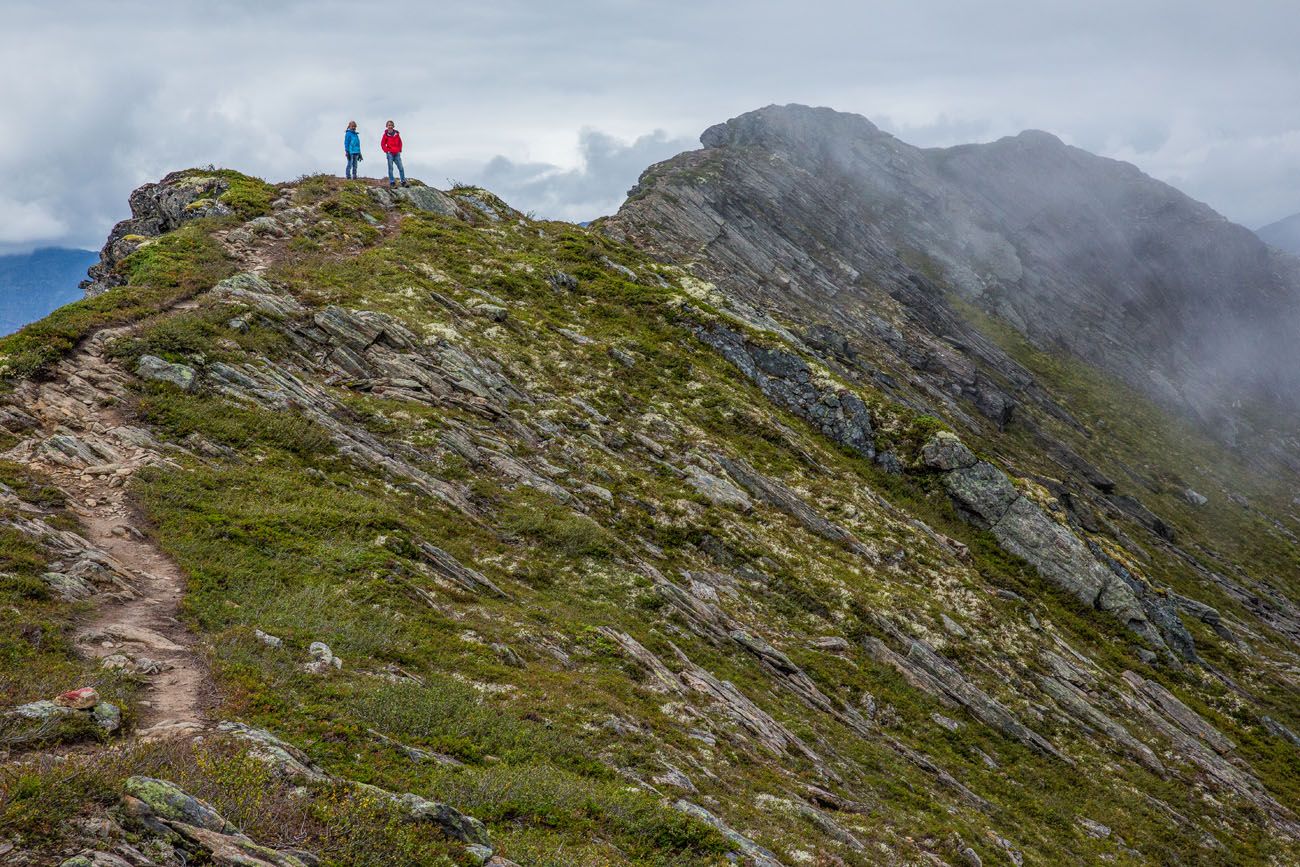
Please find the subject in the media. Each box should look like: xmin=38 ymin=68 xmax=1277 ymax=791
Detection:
xmin=74 ymin=493 xmax=209 ymax=736
xmin=3 ymin=325 xmax=210 ymax=736
xmin=3 ymin=200 xmax=405 ymax=741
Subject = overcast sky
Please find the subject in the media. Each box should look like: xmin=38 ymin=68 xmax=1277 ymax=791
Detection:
xmin=3 ymin=0 xmax=1299 ymax=254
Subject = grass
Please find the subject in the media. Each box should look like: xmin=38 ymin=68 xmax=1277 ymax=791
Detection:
xmin=0 ymin=461 xmax=138 ymax=742
xmin=0 ymin=224 xmax=233 ymax=384
xmin=3 ymin=173 xmax=1298 ymax=864
xmin=195 ymin=168 xmax=278 ymax=220
xmin=499 ymin=489 xmax=618 ymax=560
xmin=0 ymin=740 xmax=463 ymax=866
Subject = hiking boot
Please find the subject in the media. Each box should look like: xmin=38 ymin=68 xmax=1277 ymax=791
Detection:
xmin=389 ymin=181 xmax=396 ymax=188
xmin=401 ymin=181 xmax=409 ymax=188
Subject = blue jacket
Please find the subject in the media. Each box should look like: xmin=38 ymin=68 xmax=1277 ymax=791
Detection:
xmin=344 ymin=129 xmax=361 ymax=154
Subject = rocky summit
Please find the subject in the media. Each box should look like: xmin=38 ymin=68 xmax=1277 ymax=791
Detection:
xmin=0 ymin=107 xmax=1298 ymax=866
xmin=609 ymin=104 xmax=1300 ymax=445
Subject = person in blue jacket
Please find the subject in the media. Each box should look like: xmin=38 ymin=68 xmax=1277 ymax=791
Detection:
xmin=344 ymin=121 xmax=362 ymax=179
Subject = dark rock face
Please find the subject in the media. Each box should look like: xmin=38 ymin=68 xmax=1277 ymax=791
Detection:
xmin=695 ymin=320 xmax=874 ymax=460
xmin=82 ymin=173 xmax=233 ymax=297
xmin=608 ymin=103 xmax=1300 ymax=433
xmin=914 ymin=430 xmax=1198 ymax=656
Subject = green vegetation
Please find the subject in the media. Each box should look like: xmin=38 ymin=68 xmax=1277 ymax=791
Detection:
xmin=0 ymin=225 xmax=233 ymax=384
xmin=0 ymin=740 xmax=465 ymax=866
xmin=191 ymin=168 xmax=277 ymax=220
xmin=0 ymin=461 xmax=134 ymax=740
xmin=3 ymin=175 xmax=1298 ymax=865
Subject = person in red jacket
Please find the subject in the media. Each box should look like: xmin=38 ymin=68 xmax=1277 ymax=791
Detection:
xmin=381 ymin=120 xmax=407 ymax=188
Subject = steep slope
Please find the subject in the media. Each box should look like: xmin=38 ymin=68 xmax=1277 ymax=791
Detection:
xmin=607 ymin=104 xmax=1300 ymax=437
xmin=1258 ymin=212 xmax=1300 ymax=256
xmin=0 ymin=164 xmax=1297 ymax=867
xmin=0 ymin=248 xmax=98 ymax=336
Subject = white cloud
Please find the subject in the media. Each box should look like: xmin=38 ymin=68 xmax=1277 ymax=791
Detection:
xmin=449 ymin=129 xmax=697 ymax=222
xmin=1 ymin=0 xmax=1299 ymax=251
xmin=0 ymin=198 xmax=67 ymax=245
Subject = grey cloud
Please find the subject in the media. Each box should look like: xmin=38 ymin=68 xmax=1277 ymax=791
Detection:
xmin=2 ymin=0 xmax=1300 ymax=252
xmin=454 ymin=129 xmax=697 ymax=222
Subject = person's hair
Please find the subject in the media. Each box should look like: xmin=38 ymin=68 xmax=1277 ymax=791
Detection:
xmin=348 ymin=121 xmax=356 ymax=128
xmin=386 ymin=120 xmax=394 ymax=126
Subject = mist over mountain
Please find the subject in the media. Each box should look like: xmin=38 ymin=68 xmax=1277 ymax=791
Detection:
xmin=608 ymin=105 xmax=1300 ymax=443
xmin=1258 ymin=212 xmax=1300 ymax=256
xmin=0 ymin=247 xmax=97 ymax=336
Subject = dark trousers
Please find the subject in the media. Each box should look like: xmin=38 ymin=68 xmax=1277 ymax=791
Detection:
xmin=345 ymin=153 xmax=361 ymax=179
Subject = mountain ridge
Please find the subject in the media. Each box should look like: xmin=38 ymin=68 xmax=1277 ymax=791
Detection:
xmin=1258 ymin=211 xmax=1300 ymax=256
xmin=610 ymin=104 xmax=1300 ymax=443
xmin=0 ymin=109 xmax=1297 ymax=866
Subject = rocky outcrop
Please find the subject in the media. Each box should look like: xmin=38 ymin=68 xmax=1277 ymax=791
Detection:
xmin=118 ymin=776 xmax=310 ymax=866
xmin=4 ymin=691 xmax=122 ymax=745
xmin=82 ymin=173 xmax=233 ymax=296
xmin=7 ymin=162 xmax=1298 ymax=865
xmin=598 ymin=625 xmax=821 ymax=763
xmin=215 ymin=721 xmax=331 ymax=782
xmin=918 ymin=432 xmax=1173 ymax=651
xmin=1115 ymin=673 xmax=1300 ymax=834
xmin=367 ymin=183 xmax=462 ymax=217
xmin=210 ymin=722 xmax=494 ymax=850
xmin=135 ymin=356 xmax=197 ymax=392
xmin=411 ymin=539 xmax=509 ymax=597
xmin=695 ymin=320 xmax=875 ymax=460
xmin=1036 ymin=675 xmax=1164 ymax=774
xmin=673 ymin=800 xmax=785 ymax=867
xmin=863 ymin=632 xmax=1067 ymax=762
xmin=611 ymin=104 xmax=1300 ymax=430
xmin=714 ymin=454 xmax=877 ymax=560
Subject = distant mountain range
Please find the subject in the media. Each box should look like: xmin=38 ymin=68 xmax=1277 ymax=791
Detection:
xmin=0 ymin=247 xmax=97 ymax=335
xmin=1257 ymin=213 xmax=1300 ymax=255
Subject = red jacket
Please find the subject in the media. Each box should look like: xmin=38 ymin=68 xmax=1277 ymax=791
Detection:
xmin=381 ymin=130 xmax=403 ymax=154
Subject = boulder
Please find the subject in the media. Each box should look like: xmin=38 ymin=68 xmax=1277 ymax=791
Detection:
xmin=101 ymin=653 xmax=132 ymax=671
xmin=123 ymin=776 xmax=234 ymax=833
xmin=472 ymin=303 xmax=509 ymax=322
xmin=244 ymin=216 xmax=286 ymax=237
xmin=942 ymin=461 xmax=1020 ymax=525
xmin=10 ymin=699 xmax=71 ymax=721
xmin=920 ymin=431 xmax=976 ymax=471
xmin=120 ymin=776 xmax=311 ymax=866
xmin=42 ymin=571 xmax=95 ymax=600
xmin=684 ymin=464 xmax=753 ymax=511
xmin=393 ymin=791 xmax=491 ymax=846
xmin=367 ymin=184 xmax=461 ymax=217
xmin=210 ymin=272 xmax=307 ymax=318
xmin=303 ymin=641 xmax=342 ymax=674
xmin=215 ymin=721 xmax=330 ymax=782
xmin=136 ymin=355 xmax=197 ymax=392
xmin=55 ymin=687 xmax=100 ymax=710
xmin=93 ymin=702 xmax=122 ymax=733
xmin=254 ymin=628 xmax=283 ymax=647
